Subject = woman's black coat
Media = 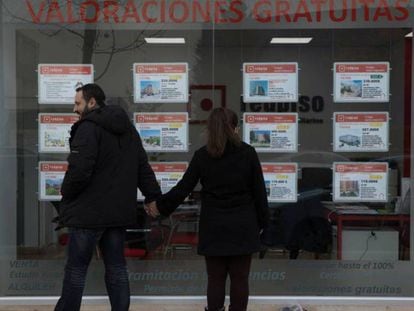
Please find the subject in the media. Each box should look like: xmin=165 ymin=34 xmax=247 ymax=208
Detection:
xmin=157 ymin=142 xmax=269 ymax=256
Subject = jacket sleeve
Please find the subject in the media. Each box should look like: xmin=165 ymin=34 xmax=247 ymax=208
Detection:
xmin=250 ymin=148 xmax=270 ymax=229
xmin=156 ymin=152 xmax=200 ymax=216
xmin=61 ymin=121 xmax=98 ymax=200
xmin=136 ymin=132 xmax=162 ymax=203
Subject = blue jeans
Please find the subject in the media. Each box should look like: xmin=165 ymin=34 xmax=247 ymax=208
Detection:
xmin=55 ymin=227 xmax=130 ymax=311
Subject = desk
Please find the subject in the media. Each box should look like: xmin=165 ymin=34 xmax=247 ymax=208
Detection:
xmin=325 ymin=208 xmax=409 ymax=260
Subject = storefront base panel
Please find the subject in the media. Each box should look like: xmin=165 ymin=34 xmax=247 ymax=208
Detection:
xmin=1 ymin=296 xmax=414 ymax=310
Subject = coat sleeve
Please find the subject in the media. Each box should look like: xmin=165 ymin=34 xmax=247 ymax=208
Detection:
xmin=136 ymin=132 xmax=162 ymax=203
xmin=156 ymin=151 xmax=201 ymax=216
xmin=250 ymin=148 xmax=270 ymax=229
xmin=61 ymin=121 xmax=99 ymax=200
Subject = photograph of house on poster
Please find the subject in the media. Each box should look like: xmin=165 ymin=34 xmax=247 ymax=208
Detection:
xmin=133 ymin=63 xmax=188 ymax=103
xmin=38 ymin=113 xmax=79 ymax=153
xmin=243 ymin=63 xmax=298 ymax=103
xmin=333 ymin=112 xmax=389 ymax=152
xmin=243 ymin=113 xmax=298 ymax=153
xmin=38 ymin=162 xmax=68 ymax=201
xmin=134 ymin=113 xmax=189 ymax=152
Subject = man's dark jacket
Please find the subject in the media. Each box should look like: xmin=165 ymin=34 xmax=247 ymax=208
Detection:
xmin=59 ymin=105 xmax=161 ymax=228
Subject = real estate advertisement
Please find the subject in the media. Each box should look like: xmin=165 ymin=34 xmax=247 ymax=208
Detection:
xmin=38 ymin=64 xmax=94 ymax=104
xmin=137 ymin=162 xmax=188 ymax=200
xmin=38 ymin=162 xmax=68 ymax=201
xmin=243 ymin=113 xmax=298 ymax=153
xmin=133 ymin=63 xmax=189 ymax=103
xmin=333 ymin=62 xmax=390 ymax=103
xmin=243 ymin=62 xmax=298 ymax=103
xmin=333 ymin=112 xmax=389 ymax=152
xmin=38 ymin=113 xmax=78 ymax=153
xmin=262 ymin=163 xmax=298 ymax=202
xmin=134 ymin=113 xmax=188 ymax=152
xmin=333 ymin=162 xmax=388 ymax=202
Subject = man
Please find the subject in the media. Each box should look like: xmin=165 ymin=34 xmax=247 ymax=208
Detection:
xmin=55 ymin=83 xmax=161 ymax=311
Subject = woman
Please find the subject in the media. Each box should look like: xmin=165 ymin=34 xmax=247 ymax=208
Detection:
xmin=149 ymin=107 xmax=269 ymax=311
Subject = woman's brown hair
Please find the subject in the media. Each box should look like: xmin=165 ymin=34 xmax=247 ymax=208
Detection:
xmin=206 ymin=107 xmax=241 ymax=158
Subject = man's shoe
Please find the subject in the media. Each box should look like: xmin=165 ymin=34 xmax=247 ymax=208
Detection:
xmin=280 ymin=304 xmax=304 ymax=311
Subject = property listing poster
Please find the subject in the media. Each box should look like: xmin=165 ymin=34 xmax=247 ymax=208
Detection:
xmin=262 ymin=163 xmax=298 ymax=202
xmin=38 ymin=64 xmax=94 ymax=104
xmin=333 ymin=112 xmax=389 ymax=152
xmin=333 ymin=62 xmax=390 ymax=103
xmin=243 ymin=63 xmax=298 ymax=103
xmin=38 ymin=113 xmax=79 ymax=153
xmin=243 ymin=113 xmax=298 ymax=153
xmin=38 ymin=162 xmax=67 ymax=201
xmin=133 ymin=63 xmax=189 ymax=103
xmin=137 ymin=162 xmax=188 ymax=200
xmin=333 ymin=162 xmax=388 ymax=202
xmin=134 ymin=113 xmax=188 ymax=152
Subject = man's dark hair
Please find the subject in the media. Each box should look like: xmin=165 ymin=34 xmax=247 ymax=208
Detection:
xmin=76 ymin=83 xmax=106 ymax=107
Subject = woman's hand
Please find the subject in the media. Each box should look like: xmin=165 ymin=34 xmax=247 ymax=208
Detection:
xmin=144 ymin=201 xmax=160 ymax=218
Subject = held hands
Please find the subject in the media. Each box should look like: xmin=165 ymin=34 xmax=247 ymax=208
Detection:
xmin=144 ymin=201 xmax=160 ymax=218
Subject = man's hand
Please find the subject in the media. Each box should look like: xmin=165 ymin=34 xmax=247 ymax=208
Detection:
xmin=144 ymin=201 xmax=160 ymax=218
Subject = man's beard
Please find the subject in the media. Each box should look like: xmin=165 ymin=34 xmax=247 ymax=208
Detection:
xmin=80 ymin=105 xmax=92 ymax=118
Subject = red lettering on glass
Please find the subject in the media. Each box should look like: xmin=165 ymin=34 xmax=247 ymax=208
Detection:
xmin=46 ymin=1 xmax=65 ymax=23
xmin=275 ymin=0 xmax=292 ymax=23
xmin=103 ymin=0 xmax=120 ymax=23
xmin=142 ymin=1 xmax=157 ymax=23
xmin=80 ymin=1 xmax=100 ymax=23
xmin=25 ymin=0 xmax=46 ymax=24
xmin=253 ymin=0 xmax=272 ymax=23
xmin=229 ymin=1 xmax=244 ymax=23
xmin=293 ymin=0 xmax=312 ymax=22
xmin=373 ymin=0 xmax=392 ymax=21
xmin=395 ymin=0 xmax=410 ymax=21
xmin=169 ymin=1 xmax=190 ymax=23
xmin=359 ymin=0 xmax=375 ymax=21
xmin=192 ymin=0 xmax=210 ymax=22
xmin=23 ymin=0 xmax=411 ymax=24
xmin=214 ymin=1 xmax=228 ymax=24
xmin=67 ymin=0 xmax=79 ymax=23
xmin=311 ymin=0 xmax=327 ymax=22
xmin=121 ymin=0 xmax=141 ymax=23
xmin=329 ymin=0 xmax=347 ymax=22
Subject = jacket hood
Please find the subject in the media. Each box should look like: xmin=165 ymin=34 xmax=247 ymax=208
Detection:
xmin=82 ymin=105 xmax=131 ymax=135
